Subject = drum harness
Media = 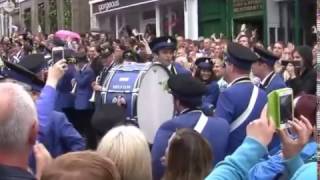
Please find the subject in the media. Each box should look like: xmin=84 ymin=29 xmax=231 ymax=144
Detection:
xmin=227 ymin=76 xmax=260 ymax=132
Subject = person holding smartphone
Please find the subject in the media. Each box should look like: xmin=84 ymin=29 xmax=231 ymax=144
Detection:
xmin=286 ymin=46 xmax=316 ymax=96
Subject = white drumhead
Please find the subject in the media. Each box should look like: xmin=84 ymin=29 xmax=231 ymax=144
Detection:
xmin=137 ymin=65 xmax=174 ymax=143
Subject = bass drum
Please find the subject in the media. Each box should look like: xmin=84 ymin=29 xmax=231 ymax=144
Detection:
xmin=101 ymin=62 xmax=151 ymax=119
xmin=137 ymin=63 xmax=174 ymax=144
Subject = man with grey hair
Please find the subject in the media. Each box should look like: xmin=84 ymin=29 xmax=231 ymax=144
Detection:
xmin=0 ymin=82 xmax=38 ymax=179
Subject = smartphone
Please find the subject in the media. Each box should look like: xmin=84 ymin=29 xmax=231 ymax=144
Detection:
xmin=267 ymin=88 xmax=294 ymax=129
xmin=52 ymin=47 xmax=65 ymax=63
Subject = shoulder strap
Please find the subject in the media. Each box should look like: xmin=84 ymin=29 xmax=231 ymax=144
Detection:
xmin=230 ymin=86 xmax=259 ymax=132
xmin=194 ymin=112 xmax=208 ymax=133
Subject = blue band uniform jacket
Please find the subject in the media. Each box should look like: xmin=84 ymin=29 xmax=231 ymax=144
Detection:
xmin=215 ymin=77 xmax=267 ymax=154
xmin=151 ymin=110 xmax=229 ymax=180
xmin=74 ymin=64 xmax=95 ymax=110
xmin=259 ymin=71 xmax=287 ymax=150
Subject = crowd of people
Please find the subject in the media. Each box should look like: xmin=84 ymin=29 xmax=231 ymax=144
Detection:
xmin=0 ymin=26 xmax=318 ymax=180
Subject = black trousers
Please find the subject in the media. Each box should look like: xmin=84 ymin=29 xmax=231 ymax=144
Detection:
xmin=71 ymin=109 xmax=97 ymax=150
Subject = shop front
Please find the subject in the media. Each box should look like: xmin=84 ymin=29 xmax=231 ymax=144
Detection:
xmin=199 ymin=0 xmax=316 ymax=46
xmin=89 ymin=0 xmax=198 ymax=40
xmin=199 ymin=0 xmax=266 ymax=44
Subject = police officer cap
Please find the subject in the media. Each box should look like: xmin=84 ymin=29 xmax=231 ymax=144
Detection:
xmin=2 ymin=59 xmax=45 ymax=92
xmin=123 ymin=50 xmax=140 ymax=62
xmin=253 ymin=46 xmax=279 ymax=66
xmin=75 ymin=52 xmax=88 ymax=63
xmin=53 ymin=36 xmax=65 ymax=47
xmin=225 ymin=42 xmax=258 ymax=70
xmin=195 ymin=57 xmax=213 ymax=70
xmin=91 ymin=104 xmax=126 ymax=137
xmin=101 ymin=46 xmax=114 ymax=58
xmin=168 ymin=74 xmax=207 ymax=107
xmin=18 ymin=54 xmax=46 ymax=74
xmin=149 ymin=36 xmax=177 ymax=53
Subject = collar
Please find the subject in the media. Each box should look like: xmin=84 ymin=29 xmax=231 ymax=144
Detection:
xmin=261 ymin=71 xmax=276 ymax=89
xmin=261 ymin=71 xmax=274 ymax=85
xmin=227 ymin=76 xmax=251 ymax=87
xmin=179 ymin=108 xmax=190 ymax=114
xmin=178 ymin=108 xmax=202 ymax=115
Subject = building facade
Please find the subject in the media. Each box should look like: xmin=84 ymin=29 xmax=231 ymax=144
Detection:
xmin=12 ymin=0 xmax=90 ymax=34
xmin=0 ymin=0 xmax=20 ymax=37
xmin=89 ymin=0 xmax=199 ymax=40
xmin=90 ymin=0 xmax=315 ymax=44
xmin=199 ymin=0 xmax=316 ymax=46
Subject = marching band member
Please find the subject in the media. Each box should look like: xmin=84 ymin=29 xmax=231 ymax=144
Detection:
xmin=152 ymin=74 xmax=229 ymax=180
xmin=92 ymin=47 xmax=115 ymax=109
xmin=149 ymin=36 xmax=190 ymax=75
xmin=194 ymin=57 xmax=220 ymax=116
xmin=73 ymin=52 xmax=95 ymax=110
xmin=252 ymin=46 xmax=287 ymax=94
xmin=73 ymin=52 xmax=96 ymax=149
xmin=251 ymin=46 xmax=287 ymax=151
xmin=214 ymin=43 xmax=267 ymax=154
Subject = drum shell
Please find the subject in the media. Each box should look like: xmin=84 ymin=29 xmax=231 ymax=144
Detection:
xmin=101 ymin=62 xmax=151 ymax=118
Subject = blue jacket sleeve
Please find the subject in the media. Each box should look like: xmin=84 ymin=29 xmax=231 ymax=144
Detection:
xmin=248 ymin=153 xmax=284 ymax=180
xmin=202 ymin=82 xmax=220 ymax=115
xmin=57 ymin=113 xmax=85 ymax=152
xmin=288 ymin=162 xmax=317 ymax=180
xmin=75 ymin=69 xmax=95 ymax=89
xmin=36 ymin=85 xmax=57 ymax=142
xmin=284 ymin=155 xmax=304 ymax=179
xmin=206 ymin=137 xmax=268 ymax=180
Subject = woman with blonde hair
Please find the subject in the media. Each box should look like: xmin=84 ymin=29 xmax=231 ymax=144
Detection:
xmin=97 ymin=125 xmax=152 ymax=180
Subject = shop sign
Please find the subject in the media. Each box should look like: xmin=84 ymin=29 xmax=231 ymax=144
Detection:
xmin=92 ymin=0 xmax=149 ymax=14
xmin=233 ymin=0 xmax=263 ymax=13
